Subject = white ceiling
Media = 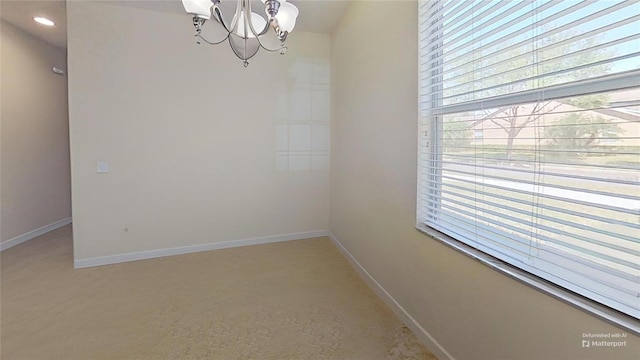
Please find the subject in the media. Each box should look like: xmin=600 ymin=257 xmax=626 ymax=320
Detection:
xmin=1 ymin=0 xmax=68 ymax=49
xmin=0 ymin=0 xmax=351 ymax=49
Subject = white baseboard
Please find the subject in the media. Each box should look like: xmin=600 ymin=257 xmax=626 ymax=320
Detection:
xmin=328 ymin=232 xmax=454 ymax=360
xmin=1 ymin=217 xmax=72 ymax=252
xmin=74 ymin=230 xmax=331 ymax=269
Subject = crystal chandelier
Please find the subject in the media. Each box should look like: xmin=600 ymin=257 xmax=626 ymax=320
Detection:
xmin=182 ymin=0 xmax=299 ymax=67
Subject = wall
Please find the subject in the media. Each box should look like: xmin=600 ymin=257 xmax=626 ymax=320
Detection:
xmin=67 ymin=2 xmax=330 ymax=263
xmin=330 ymin=1 xmax=638 ymax=360
xmin=0 ymin=20 xmax=71 ymax=246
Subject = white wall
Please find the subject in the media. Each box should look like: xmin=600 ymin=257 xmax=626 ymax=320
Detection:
xmin=67 ymin=2 xmax=330 ymax=262
xmin=1 ymin=21 xmax=71 ymax=246
xmin=330 ymin=2 xmax=639 ymax=360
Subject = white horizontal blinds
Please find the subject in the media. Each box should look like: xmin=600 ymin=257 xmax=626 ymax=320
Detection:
xmin=417 ymin=0 xmax=640 ymax=319
xmin=420 ymin=0 xmax=640 ymax=108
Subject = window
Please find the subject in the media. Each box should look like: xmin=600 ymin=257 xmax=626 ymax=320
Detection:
xmin=417 ymin=0 xmax=640 ymax=325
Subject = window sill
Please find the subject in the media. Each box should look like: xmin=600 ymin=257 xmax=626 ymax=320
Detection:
xmin=416 ymin=223 xmax=640 ymax=336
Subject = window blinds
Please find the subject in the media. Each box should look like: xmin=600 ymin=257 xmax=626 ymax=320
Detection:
xmin=418 ymin=0 xmax=640 ymax=319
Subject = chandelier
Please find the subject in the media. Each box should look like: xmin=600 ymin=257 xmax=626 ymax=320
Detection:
xmin=181 ymin=0 xmax=299 ymax=67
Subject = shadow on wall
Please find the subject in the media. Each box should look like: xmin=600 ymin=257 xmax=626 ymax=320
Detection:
xmin=275 ymin=58 xmax=330 ymax=171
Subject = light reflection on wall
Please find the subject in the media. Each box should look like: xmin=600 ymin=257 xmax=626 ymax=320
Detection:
xmin=275 ymin=58 xmax=330 ymax=171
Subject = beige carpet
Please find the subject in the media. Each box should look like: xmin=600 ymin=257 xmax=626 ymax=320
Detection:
xmin=1 ymin=225 xmax=437 ymax=360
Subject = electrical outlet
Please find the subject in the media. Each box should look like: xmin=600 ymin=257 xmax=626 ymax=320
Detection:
xmin=97 ymin=161 xmax=109 ymax=173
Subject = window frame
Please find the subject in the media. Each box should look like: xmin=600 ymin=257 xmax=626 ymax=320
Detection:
xmin=416 ymin=0 xmax=640 ymax=335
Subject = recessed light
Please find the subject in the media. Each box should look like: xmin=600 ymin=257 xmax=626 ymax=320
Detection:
xmin=33 ymin=17 xmax=55 ymax=26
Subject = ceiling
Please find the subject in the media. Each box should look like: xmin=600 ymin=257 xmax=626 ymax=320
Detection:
xmin=0 ymin=0 xmax=350 ymax=50
xmin=0 ymin=0 xmax=67 ymax=48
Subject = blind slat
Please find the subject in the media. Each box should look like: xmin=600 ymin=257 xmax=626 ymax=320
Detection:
xmin=424 ymin=206 xmax=638 ymax=276
xmin=424 ymin=180 xmax=640 ymax=231
xmin=421 ymin=188 xmax=640 ymax=253
xmin=433 ymin=160 xmax=640 ymax=187
xmin=421 ymin=152 xmax=640 ymax=171
xmin=424 ymin=171 xmax=640 ymax=216
xmin=419 ymin=166 xmax=640 ymax=202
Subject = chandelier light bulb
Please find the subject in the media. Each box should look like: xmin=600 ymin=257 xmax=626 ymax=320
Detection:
xmin=275 ymin=2 xmax=299 ymax=33
xmin=181 ymin=0 xmax=212 ymax=19
xmin=232 ymin=11 xmax=267 ymax=39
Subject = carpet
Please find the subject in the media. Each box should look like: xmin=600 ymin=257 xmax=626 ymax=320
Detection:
xmin=1 ymin=225 xmax=437 ymax=359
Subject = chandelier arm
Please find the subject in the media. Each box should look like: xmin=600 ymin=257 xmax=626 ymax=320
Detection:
xmin=243 ymin=31 xmax=248 ymax=61
xmin=245 ymin=0 xmax=286 ymax=55
xmin=227 ymin=36 xmax=279 ymax=67
xmin=254 ymin=35 xmax=288 ymax=54
xmin=246 ymin=0 xmax=273 ymax=37
xmin=193 ymin=16 xmax=229 ymax=45
xmin=212 ymin=6 xmax=233 ymax=35
xmin=256 ymin=20 xmax=273 ymax=37
xmin=230 ymin=0 xmax=243 ymax=35
xmin=243 ymin=0 xmax=250 ymax=42
xmin=210 ymin=5 xmax=223 ymax=25
xmin=195 ymin=32 xmax=230 ymax=45
xmin=191 ymin=14 xmax=228 ymax=45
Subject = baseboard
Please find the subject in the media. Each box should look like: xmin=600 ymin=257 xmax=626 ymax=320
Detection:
xmin=1 ymin=217 xmax=72 ymax=252
xmin=328 ymin=232 xmax=455 ymax=360
xmin=74 ymin=230 xmax=331 ymax=269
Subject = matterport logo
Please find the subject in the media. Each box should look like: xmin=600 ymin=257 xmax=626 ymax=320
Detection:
xmin=581 ymin=332 xmax=628 ymax=348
